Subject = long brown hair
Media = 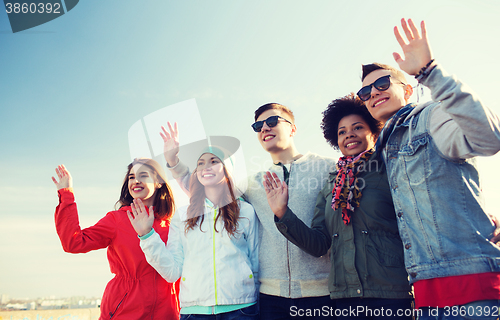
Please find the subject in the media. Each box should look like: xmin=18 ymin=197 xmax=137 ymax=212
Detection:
xmin=184 ymin=163 xmax=240 ymax=236
xmin=116 ymin=159 xmax=175 ymax=220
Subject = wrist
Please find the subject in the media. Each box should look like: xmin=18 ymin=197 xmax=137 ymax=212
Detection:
xmin=274 ymin=207 xmax=287 ymax=219
xmin=138 ymin=228 xmax=154 ymax=240
xmin=166 ymin=158 xmax=179 ymax=168
xmin=415 ymin=59 xmax=436 ymax=82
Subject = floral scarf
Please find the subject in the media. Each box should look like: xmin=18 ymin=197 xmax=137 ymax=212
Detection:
xmin=331 ymin=149 xmax=374 ymax=225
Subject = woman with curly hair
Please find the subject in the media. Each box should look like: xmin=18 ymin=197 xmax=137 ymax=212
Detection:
xmin=264 ymin=93 xmax=413 ymax=319
xmin=129 ymin=144 xmax=259 ymax=320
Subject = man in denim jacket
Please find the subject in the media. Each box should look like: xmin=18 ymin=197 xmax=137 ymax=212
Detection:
xmin=358 ymin=18 xmax=500 ymax=318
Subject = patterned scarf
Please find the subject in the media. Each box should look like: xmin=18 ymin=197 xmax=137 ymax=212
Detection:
xmin=331 ymin=149 xmax=374 ymax=225
xmin=375 ymin=103 xmax=415 ymax=157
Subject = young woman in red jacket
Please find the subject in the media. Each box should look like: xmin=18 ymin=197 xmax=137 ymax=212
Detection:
xmin=52 ymin=158 xmax=180 ymax=320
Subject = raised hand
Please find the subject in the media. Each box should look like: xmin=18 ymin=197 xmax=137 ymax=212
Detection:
xmin=263 ymin=171 xmax=289 ymax=219
xmin=393 ymin=18 xmax=433 ymax=76
xmin=52 ymin=164 xmax=73 ymax=190
xmin=160 ymin=121 xmax=180 ymax=167
xmin=127 ymin=199 xmax=154 ymax=237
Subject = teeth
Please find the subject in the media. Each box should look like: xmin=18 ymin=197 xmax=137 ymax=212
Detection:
xmin=375 ymin=98 xmax=387 ymax=107
xmin=264 ymin=136 xmax=274 ymax=141
xmin=346 ymin=142 xmax=359 ymax=148
xmin=203 ymin=174 xmax=215 ymax=177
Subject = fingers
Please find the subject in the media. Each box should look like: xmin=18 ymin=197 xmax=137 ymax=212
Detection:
xmin=264 ymin=172 xmax=276 ymax=189
xmin=400 ymin=18 xmax=413 ymax=41
xmin=401 ymin=18 xmax=421 ymax=42
xmin=420 ymin=20 xmax=427 ymax=39
xmin=54 ymin=164 xmax=68 ymax=181
xmin=407 ymin=18 xmax=420 ymax=39
xmin=263 ymin=171 xmax=287 ymax=191
xmin=127 ymin=210 xmax=134 ymax=221
xmin=136 ymin=198 xmax=147 ymax=213
xmin=167 ymin=121 xmax=177 ymax=138
xmin=160 ymin=126 xmax=171 ymax=141
xmin=51 ymin=176 xmax=58 ymax=185
xmin=393 ymin=52 xmax=403 ymax=64
xmin=132 ymin=199 xmax=150 ymax=217
xmin=393 ymin=25 xmax=406 ymax=48
xmin=160 ymin=122 xmax=179 ymax=141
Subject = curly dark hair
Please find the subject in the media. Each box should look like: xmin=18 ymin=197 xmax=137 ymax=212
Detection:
xmin=321 ymin=93 xmax=383 ymax=149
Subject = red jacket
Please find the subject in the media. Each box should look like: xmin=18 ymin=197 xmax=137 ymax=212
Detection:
xmin=55 ymin=188 xmax=180 ymax=320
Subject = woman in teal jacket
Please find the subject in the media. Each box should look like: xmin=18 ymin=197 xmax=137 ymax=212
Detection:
xmin=264 ymin=94 xmax=413 ymax=319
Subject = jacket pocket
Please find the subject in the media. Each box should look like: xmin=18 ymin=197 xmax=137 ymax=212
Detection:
xmin=397 ymin=134 xmax=430 ymax=185
xmin=108 ymin=291 xmax=129 ymax=319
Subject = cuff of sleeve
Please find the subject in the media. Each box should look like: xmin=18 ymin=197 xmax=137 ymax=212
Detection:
xmin=138 ymin=228 xmax=155 ymax=240
xmin=420 ymin=61 xmax=441 ymax=85
xmin=274 ymin=208 xmax=295 ymax=232
xmin=58 ymin=188 xmax=75 ymax=202
xmin=167 ymin=161 xmax=189 ymax=179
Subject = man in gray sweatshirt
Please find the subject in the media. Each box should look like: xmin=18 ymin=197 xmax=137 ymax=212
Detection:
xmin=164 ymin=103 xmax=335 ymax=319
xmin=247 ymin=103 xmax=335 ymax=319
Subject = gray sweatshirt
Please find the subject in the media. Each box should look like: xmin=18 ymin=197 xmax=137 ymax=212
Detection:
xmin=169 ymin=152 xmax=335 ymax=298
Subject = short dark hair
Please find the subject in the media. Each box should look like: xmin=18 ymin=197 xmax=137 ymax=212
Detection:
xmin=361 ymin=62 xmax=407 ymax=84
xmin=321 ymin=93 xmax=383 ymax=149
xmin=254 ymin=103 xmax=295 ymax=123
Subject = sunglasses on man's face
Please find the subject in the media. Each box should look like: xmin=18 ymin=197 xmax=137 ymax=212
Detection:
xmin=251 ymin=115 xmax=292 ymax=132
xmin=357 ymin=75 xmax=405 ymax=101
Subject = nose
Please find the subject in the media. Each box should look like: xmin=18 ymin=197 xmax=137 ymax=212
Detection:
xmin=370 ymin=85 xmax=381 ymax=98
xmin=261 ymin=121 xmax=271 ymax=132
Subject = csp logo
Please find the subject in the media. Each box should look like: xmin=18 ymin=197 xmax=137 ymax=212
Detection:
xmin=3 ymin=0 xmax=78 ymax=33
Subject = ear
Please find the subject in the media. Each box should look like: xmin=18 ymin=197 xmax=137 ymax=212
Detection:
xmin=290 ymin=124 xmax=297 ymax=137
xmin=403 ymin=84 xmax=413 ymax=102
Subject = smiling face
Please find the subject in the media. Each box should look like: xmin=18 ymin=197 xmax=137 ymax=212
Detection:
xmin=255 ymin=109 xmax=295 ymax=154
xmin=361 ymin=69 xmax=412 ymax=123
xmin=196 ymin=153 xmax=226 ymax=188
xmin=128 ymin=164 xmax=159 ymax=207
xmin=337 ymin=114 xmax=376 ymax=157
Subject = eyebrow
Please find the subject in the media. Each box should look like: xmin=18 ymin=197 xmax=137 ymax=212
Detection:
xmin=338 ymin=122 xmax=363 ymax=131
xmin=199 ymin=157 xmax=218 ymax=162
xmin=129 ymin=171 xmax=149 ymax=176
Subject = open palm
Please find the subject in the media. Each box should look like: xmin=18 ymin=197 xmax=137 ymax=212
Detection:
xmin=263 ymin=171 xmax=289 ymax=219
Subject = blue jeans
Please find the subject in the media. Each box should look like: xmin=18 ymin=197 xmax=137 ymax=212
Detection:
xmin=180 ymin=304 xmax=259 ymax=320
xmin=417 ymin=300 xmax=500 ymax=320
xmin=259 ymin=293 xmax=335 ymax=320
xmin=335 ymin=298 xmax=413 ymax=320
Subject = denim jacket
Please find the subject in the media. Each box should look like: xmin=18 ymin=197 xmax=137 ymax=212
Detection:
xmin=381 ymin=65 xmax=500 ymax=284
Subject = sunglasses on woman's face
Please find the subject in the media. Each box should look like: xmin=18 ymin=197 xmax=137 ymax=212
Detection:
xmin=357 ymin=75 xmax=405 ymax=101
xmin=251 ymin=115 xmax=292 ymax=132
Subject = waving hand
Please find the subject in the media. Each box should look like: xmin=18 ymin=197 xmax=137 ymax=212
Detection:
xmin=393 ymin=18 xmax=433 ymax=76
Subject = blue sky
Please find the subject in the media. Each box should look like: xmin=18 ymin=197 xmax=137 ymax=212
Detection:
xmin=1 ymin=0 xmax=500 ymax=299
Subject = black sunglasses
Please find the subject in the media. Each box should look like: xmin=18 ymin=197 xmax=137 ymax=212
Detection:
xmin=357 ymin=75 xmax=405 ymax=101
xmin=251 ymin=115 xmax=292 ymax=132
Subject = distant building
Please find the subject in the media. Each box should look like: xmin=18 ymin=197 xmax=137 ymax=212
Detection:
xmin=1 ymin=294 xmax=9 ymax=304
